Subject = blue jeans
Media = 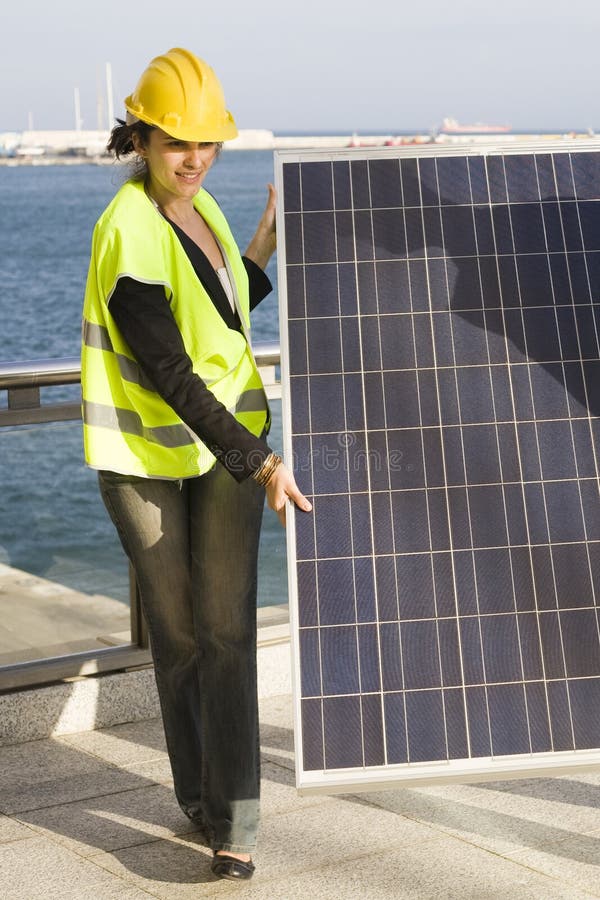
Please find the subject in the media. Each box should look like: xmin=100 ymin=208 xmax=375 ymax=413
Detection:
xmin=98 ymin=463 xmax=265 ymax=853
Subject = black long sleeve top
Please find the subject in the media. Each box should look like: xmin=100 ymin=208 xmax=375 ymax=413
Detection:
xmin=108 ymin=217 xmax=273 ymax=482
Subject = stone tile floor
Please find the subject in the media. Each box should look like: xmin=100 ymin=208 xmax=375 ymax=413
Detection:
xmin=1 ymin=693 xmax=599 ymax=899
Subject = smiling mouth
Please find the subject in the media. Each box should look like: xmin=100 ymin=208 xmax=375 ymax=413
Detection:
xmin=177 ymin=172 xmax=202 ymax=180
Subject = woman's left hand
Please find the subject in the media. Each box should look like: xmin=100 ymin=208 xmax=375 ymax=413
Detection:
xmin=244 ymin=184 xmax=277 ymax=270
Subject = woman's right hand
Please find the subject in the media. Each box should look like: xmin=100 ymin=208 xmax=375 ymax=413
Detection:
xmin=264 ymin=462 xmax=312 ymax=528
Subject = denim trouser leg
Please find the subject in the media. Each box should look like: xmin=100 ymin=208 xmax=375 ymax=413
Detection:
xmin=98 ymin=466 xmax=264 ymax=853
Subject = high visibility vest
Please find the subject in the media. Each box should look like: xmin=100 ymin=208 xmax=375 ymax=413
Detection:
xmin=81 ymin=179 xmax=269 ymax=479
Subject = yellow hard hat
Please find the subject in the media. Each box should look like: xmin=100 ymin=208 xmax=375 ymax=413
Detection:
xmin=124 ymin=48 xmax=238 ymax=142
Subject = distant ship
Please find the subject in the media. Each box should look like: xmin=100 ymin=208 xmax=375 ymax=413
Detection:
xmin=438 ymin=117 xmax=511 ymax=134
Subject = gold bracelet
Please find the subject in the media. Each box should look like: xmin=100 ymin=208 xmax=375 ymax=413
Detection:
xmin=253 ymin=452 xmax=282 ymax=487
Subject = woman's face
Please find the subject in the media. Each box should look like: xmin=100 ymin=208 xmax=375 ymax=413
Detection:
xmin=137 ymin=128 xmax=219 ymax=204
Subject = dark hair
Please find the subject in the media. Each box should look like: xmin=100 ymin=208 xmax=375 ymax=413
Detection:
xmin=107 ymin=118 xmax=155 ymax=158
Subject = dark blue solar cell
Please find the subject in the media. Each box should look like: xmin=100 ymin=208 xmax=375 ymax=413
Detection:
xmin=572 ymin=420 xmax=598 ymax=477
xmin=436 ymin=369 xmax=460 ymax=426
xmin=401 ymin=620 xmax=442 ymax=689
xmin=548 ymin=254 xmax=572 ymax=304
xmin=373 ymin=209 xmax=408 ymax=260
xmin=504 ymin=155 xmax=540 ymax=202
xmin=547 ymin=679 xmax=574 ymax=751
xmin=405 ymin=207 xmax=425 ymax=258
xmin=362 ymin=371 xmax=385 ymax=430
xmin=553 ymin=153 xmax=576 ymax=199
xmin=469 ymin=485 xmax=509 ymax=548
xmin=361 ymin=693 xmax=386 ymax=766
xmin=472 ymin=206 xmax=495 ymax=256
xmin=545 ymin=481 xmax=586 ymax=544
xmin=480 ymin=615 xmax=522 ymax=683
xmin=523 ymin=483 xmax=550 ymax=544
xmin=301 ymin=698 xmax=324 ymax=770
xmin=437 ymin=155 xmax=472 ymax=205
xmin=285 ymin=213 xmax=303 ymax=264
xmin=370 ymin=491 xmax=394 ymax=555
xmin=468 ymin=156 xmax=489 ymax=204
xmin=447 ymin=487 xmax=471 ymax=550
xmin=589 ymin=543 xmax=600 ymax=600
xmin=311 ymin=434 xmax=349 ymax=496
xmin=491 ymin=205 xmax=513 ymax=255
xmin=442 ymin=206 xmax=477 ymax=257
xmin=504 ymin=484 xmax=529 ymax=547
xmin=300 ymin=161 xmax=333 ymax=211
xmin=350 ymin=492 xmax=375 ymax=556
xmin=300 ymin=628 xmax=322 ymax=696
xmin=495 ymin=423 xmax=520 ymax=479
xmin=465 ymin=686 xmax=492 ymax=757
xmin=391 ymin=490 xmax=430 ymax=552
xmin=442 ymin=426 xmax=466 ymax=487
xmin=358 ymin=624 xmax=382 ymax=692
xmin=459 ymin=614 xmax=486 ymax=682
xmin=383 ymin=371 xmax=421 ymax=428
xmin=290 ymin=375 xmax=309 ymax=434
xmin=530 ymin=363 xmax=570 ymax=419
xmin=339 ymin=263 xmax=358 ymax=315
xmin=359 ymin=315 xmax=382 ymax=371
xmin=380 ymin=622 xmax=404 ymax=691
xmin=303 ymin=212 xmax=337 ymax=263
xmin=356 ymin=261 xmax=378 ymax=315
xmin=366 ymin=431 xmax=392 ymax=492
xmin=423 ymin=206 xmax=444 ymax=255
xmin=335 ymin=210 xmax=356 ymax=262
xmin=473 ymin=548 xmax=514 ymax=614
xmin=523 ymin=307 xmax=561 ymax=362
xmin=286 ymin=264 xmax=305 ymax=319
xmin=340 ymin=316 xmax=361 ymax=372
xmin=578 ymin=201 xmax=600 ymax=251
xmin=432 ymin=312 xmax=454 ymax=367
xmin=587 ymin=253 xmax=600 ymax=300
xmin=396 ymin=553 xmax=435 ymax=619
xmin=307 ymin=318 xmax=341 ymax=374
xmin=426 ymin=490 xmax=450 ymax=552
xmin=564 ymin=361 xmax=591 ymax=418
xmin=343 ymin=373 xmax=366 ymax=432
xmin=427 ymin=257 xmax=449 ymax=312
xmin=484 ymin=311 xmax=508 ymax=365
xmin=437 ymin=619 xmax=462 ymax=686
xmin=408 ymin=259 xmax=430 ymax=313
xmin=350 ymin=159 xmax=370 ymax=209
xmin=419 ymin=157 xmax=439 ymax=206
xmin=542 ymin=202 xmax=566 ymax=253
xmin=569 ymin=679 xmax=600 ymax=749
xmin=537 ymin=420 xmax=577 ymax=480
xmin=353 ymin=209 xmax=374 ymax=261
xmin=514 ymin=543 xmax=542 ymax=609
xmin=320 ymin=625 xmax=359 ymax=695
xmin=552 ymin=543 xmax=593 ymax=609
xmin=333 ymin=160 xmax=352 ymax=209
xmin=561 ymin=609 xmax=600 ymax=677
xmin=369 ymin=158 xmax=402 ymax=209
xmin=354 ymin=557 xmax=377 ymax=622
xmin=388 ymin=428 xmax=425 ymax=490
xmin=313 ymin=494 xmax=352 ymax=558
xmin=375 ymin=555 xmax=399 ymax=621
xmin=518 ymin=612 xmax=545 ymax=679
xmin=457 ymin=367 xmax=495 ymax=424
xmin=488 ymin=683 xmax=530 ymax=755
xmin=417 ymin=370 xmax=441 ymax=427
xmin=292 ymin=434 xmax=313 ymax=496
xmin=453 ymin=311 xmax=490 ymax=364
xmin=516 ymin=256 xmax=554 ymax=308
xmin=444 ymin=688 xmax=470 ymax=758
xmin=581 ymin=307 xmax=600 ymax=357
xmin=432 ymin=552 xmax=456 ymax=617
xmin=503 ymin=310 xmax=527 ymax=363
xmin=283 ymin=162 xmax=301 ymax=212
xmin=535 ymin=154 xmax=558 ymax=201
xmin=479 ymin=256 xmax=502 ymax=309
xmin=288 ymin=320 xmax=307 ymax=375
xmin=346 ymin=431 xmax=374 ymax=493
xmin=560 ymin=203 xmax=583 ymax=252
xmin=297 ymin=560 xmax=318 ymax=627
xmin=539 ymin=613 xmax=565 ymax=679
xmin=375 ymin=260 xmax=410 ymax=314
xmin=422 ymin=428 xmax=445 ymax=487
xmin=384 ymin=692 xmax=408 ymax=763
xmin=571 ymin=152 xmax=600 ymax=200
xmin=486 ymin=155 xmax=508 ymax=203
xmin=525 ymin=682 xmax=553 ymax=753
xmin=463 ymin=425 xmax=502 ymax=484
xmin=405 ymin=690 xmax=448 ymax=763
xmin=400 ymin=157 xmax=420 ymax=207
xmin=309 ymin=374 xmax=346 ymax=432
xmin=568 ymin=252 xmax=593 ymax=306
xmin=294 ymin=501 xmax=315 ymax=561
xmin=580 ymin=479 xmax=600 ymax=541
xmin=497 ymin=257 xmax=520 ymax=308
xmin=449 ymin=259 xmax=484 ymax=312
xmin=510 ymin=203 xmax=546 ymax=253
xmin=323 ymin=696 xmax=364 ymax=768
xmin=531 ymin=546 xmax=556 ymax=611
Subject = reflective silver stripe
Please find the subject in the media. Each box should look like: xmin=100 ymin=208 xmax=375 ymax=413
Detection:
xmin=233 ymin=388 xmax=268 ymax=414
xmin=83 ymin=400 xmax=195 ymax=449
xmin=83 ymin=320 xmax=157 ymax=393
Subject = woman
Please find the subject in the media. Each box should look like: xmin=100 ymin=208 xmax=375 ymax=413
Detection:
xmin=81 ymin=47 xmax=311 ymax=881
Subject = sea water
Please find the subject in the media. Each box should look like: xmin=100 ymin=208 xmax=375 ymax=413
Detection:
xmin=0 ymin=152 xmax=287 ymax=605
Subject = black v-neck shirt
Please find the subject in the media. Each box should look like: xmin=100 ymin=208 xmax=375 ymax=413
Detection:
xmin=108 ymin=224 xmax=273 ymax=482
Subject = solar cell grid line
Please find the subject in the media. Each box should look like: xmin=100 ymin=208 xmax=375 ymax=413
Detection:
xmin=275 ymin=141 xmax=600 ymax=794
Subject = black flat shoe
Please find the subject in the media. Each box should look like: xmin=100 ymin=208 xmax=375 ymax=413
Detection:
xmin=211 ymin=853 xmax=255 ymax=881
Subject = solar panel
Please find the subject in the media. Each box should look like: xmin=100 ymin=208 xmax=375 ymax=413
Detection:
xmin=275 ymin=142 xmax=600 ymax=794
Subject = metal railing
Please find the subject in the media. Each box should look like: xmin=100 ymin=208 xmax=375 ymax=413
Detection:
xmin=0 ymin=341 xmax=281 ymax=691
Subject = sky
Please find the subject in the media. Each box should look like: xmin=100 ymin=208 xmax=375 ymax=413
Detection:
xmin=1 ymin=0 xmax=599 ymax=134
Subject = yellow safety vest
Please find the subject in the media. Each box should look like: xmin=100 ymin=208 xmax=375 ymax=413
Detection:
xmin=81 ymin=179 xmax=269 ymax=479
